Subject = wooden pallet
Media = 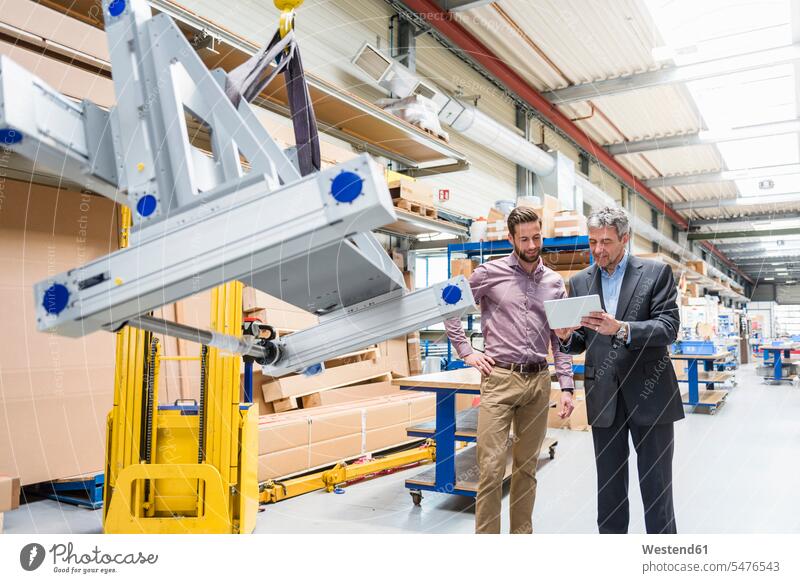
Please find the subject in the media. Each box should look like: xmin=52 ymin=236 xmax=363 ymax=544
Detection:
xmin=262 ymin=347 xmax=389 ymax=410
xmin=682 ymin=389 xmax=728 ymax=414
xmin=392 ymin=198 xmax=437 ymax=219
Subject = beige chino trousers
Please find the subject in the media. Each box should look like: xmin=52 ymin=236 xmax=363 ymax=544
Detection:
xmin=475 ymin=366 xmax=551 ymax=534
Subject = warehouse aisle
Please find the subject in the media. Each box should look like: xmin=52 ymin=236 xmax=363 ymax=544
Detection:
xmin=4 ymin=364 xmax=798 ymax=534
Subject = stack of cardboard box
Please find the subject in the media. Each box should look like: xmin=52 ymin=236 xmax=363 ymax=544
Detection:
xmin=552 ymin=210 xmax=589 ymax=237
xmin=0 ymin=181 xmax=118 ymax=487
xmin=257 ymin=392 xmax=437 ymax=481
xmin=242 ymin=287 xmax=319 ymax=331
xmin=517 ymin=194 xmax=561 ymax=238
xmin=543 ymin=250 xmax=592 ymax=271
xmin=0 ymin=474 xmax=21 ymax=531
xmin=388 ymin=177 xmax=434 ymax=207
xmin=450 ymin=258 xmax=479 ymax=278
xmin=485 ymin=208 xmax=508 ymax=241
xmin=485 ymin=194 xmax=563 ymax=241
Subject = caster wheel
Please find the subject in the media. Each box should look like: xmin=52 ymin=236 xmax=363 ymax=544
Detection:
xmin=410 ymin=491 xmax=423 ymax=506
xmin=549 ymin=447 xmax=556 ymax=460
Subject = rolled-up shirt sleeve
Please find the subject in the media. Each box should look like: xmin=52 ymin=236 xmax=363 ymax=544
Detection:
xmin=444 ymin=264 xmax=490 ymax=359
xmin=549 ymin=280 xmax=574 ymax=390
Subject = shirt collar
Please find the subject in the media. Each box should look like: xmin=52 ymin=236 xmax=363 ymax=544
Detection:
xmin=601 ymin=250 xmax=629 ymax=278
xmin=507 ymin=252 xmax=544 ymax=274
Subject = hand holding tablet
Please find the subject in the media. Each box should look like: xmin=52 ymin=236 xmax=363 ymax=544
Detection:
xmin=544 ymin=294 xmax=603 ymax=329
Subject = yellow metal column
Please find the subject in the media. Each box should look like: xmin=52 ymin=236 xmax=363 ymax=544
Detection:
xmin=105 ymin=206 xmax=148 ymax=522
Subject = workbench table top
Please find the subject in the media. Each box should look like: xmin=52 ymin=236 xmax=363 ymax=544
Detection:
xmin=670 ymin=351 xmax=731 ymax=361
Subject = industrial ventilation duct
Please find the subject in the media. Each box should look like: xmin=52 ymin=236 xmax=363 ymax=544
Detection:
xmin=352 ymin=44 xmax=558 ymax=180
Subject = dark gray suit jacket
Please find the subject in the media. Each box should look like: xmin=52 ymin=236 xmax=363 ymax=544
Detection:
xmin=560 ymin=255 xmax=684 ymax=428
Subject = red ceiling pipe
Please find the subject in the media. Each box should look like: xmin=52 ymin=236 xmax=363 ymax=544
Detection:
xmin=398 ymin=0 xmax=754 ymax=285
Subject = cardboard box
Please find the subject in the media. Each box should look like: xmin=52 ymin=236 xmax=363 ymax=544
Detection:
xmin=310 ymin=410 xmax=363 ymax=443
xmin=486 ymin=227 xmax=509 ymax=241
xmin=366 ymin=423 xmax=415 ymax=451
xmin=258 ymin=417 xmax=309 ymax=454
xmin=687 ymin=260 xmax=708 ymax=276
xmin=391 ymin=249 xmax=406 ymax=271
xmin=0 ymin=475 xmax=21 ymax=513
xmin=407 ymin=333 xmax=423 ymax=375
xmin=242 ymin=287 xmax=320 ymax=329
xmin=552 ymin=211 xmax=588 ymax=237
xmin=247 ymin=307 xmax=318 ymax=331
xmin=257 ymin=447 xmax=308 ymax=480
xmin=402 ymin=271 xmax=415 ymax=291
xmin=388 ymin=177 xmax=434 ymax=206
xmin=310 ymin=434 xmax=364 ymax=467
xmin=538 ymin=195 xmax=561 ymax=238
xmin=543 ymin=250 xmax=592 ymax=269
xmin=380 ymin=336 xmax=411 ymax=377
xmin=450 ymin=258 xmax=479 ymax=278
xmin=261 ymin=356 xmax=392 ymax=402
xmin=547 ymin=389 xmax=589 ymax=431
xmin=314 ymin=381 xmax=402 ymax=406
xmin=255 ymin=392 xmax=471 ymax=480
xmin=0 ymin=181 xmax=117 ymax=485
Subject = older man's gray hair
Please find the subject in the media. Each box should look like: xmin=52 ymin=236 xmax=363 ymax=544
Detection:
xmin=587 ymin=206 xmax=631 ymax=238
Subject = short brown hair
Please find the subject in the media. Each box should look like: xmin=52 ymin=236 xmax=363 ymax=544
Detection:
xmin=507 ymin=206 xmax=542 ymax=236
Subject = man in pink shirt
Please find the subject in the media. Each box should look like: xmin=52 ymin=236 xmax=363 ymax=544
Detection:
xmin=445 ymin=206 xmax=575 ymax=534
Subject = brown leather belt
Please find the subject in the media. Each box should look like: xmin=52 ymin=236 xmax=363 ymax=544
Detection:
xmin=493 ymin=360 xmax=549 ymax=374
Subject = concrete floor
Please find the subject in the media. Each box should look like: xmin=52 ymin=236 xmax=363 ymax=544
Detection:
xmin=4 ymin=363 xmax=799 ymax=534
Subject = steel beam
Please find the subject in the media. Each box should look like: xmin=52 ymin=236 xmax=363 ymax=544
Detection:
xmin=544 ymin=43 xmax=800 ymax=105
xmin=672 ymin=193 xmax=800 ymax=210
xmin=689 ymin=211 xmax=800 ymax=227
xmin=646 ymin=164 xmax=800 ymax=188
xmin=689 ymin=227 xmax=800 ymax=240
xmin=722 ymin=247 xmax=800 ymax=260
xmin=434 ymin=0 xmax=493 ymax=10
xmin=734 ymin=254 xmax=800 ymax=265
xmin=606 ymin=119 xmax=800 ymax=156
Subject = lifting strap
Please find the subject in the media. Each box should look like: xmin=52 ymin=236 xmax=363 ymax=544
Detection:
xmin=225 ymin=30 xmax=321 ymax=176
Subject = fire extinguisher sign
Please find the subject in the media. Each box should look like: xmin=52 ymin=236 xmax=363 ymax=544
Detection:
xmin=438 ymin=189 xmax=450 ymax=202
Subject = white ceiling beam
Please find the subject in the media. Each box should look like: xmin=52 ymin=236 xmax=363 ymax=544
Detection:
xmin=605 ymin=118 xmax=800 ymax=155
xmin=720 ymin=244 xmax=800 ymax=257
xmin=543 ymin=43 xmax=800 ymax=105
xmin=646 ymin=164 xmax=800 ymax=188
xmin=689 ymin=211 xmax=800 ymax=226
xmin=672 ymin=192 xmax=800 ymax=210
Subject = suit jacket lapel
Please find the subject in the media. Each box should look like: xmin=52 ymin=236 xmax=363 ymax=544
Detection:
xmin=614 ymin=257 xmax=643 ymax=320
xmin=586 ymin=264 xmax=606 ymax=312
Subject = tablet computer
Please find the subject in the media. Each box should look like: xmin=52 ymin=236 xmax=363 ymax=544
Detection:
xmin=544 ymin=294 xmax=602 ymax=329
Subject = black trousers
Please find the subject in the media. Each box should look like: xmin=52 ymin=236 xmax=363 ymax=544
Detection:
xmin=591 ymin=393 xmax=677 ymax=534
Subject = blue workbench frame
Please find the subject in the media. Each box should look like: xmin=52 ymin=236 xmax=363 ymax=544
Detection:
xmin=761 ymin=347 xmax=795 ymax=382
xmin=672 ymin=353 xmax=729 ymax=411
xmin=399 ymin=383 xmax=481 ymax=497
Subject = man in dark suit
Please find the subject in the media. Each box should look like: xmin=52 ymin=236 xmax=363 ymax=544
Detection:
xmin=554 ymin=206 xmax=683 ymax=534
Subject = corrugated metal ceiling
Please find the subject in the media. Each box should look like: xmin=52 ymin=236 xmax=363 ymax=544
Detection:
xmin=453 ymin=0 xmax=722 ymax=202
